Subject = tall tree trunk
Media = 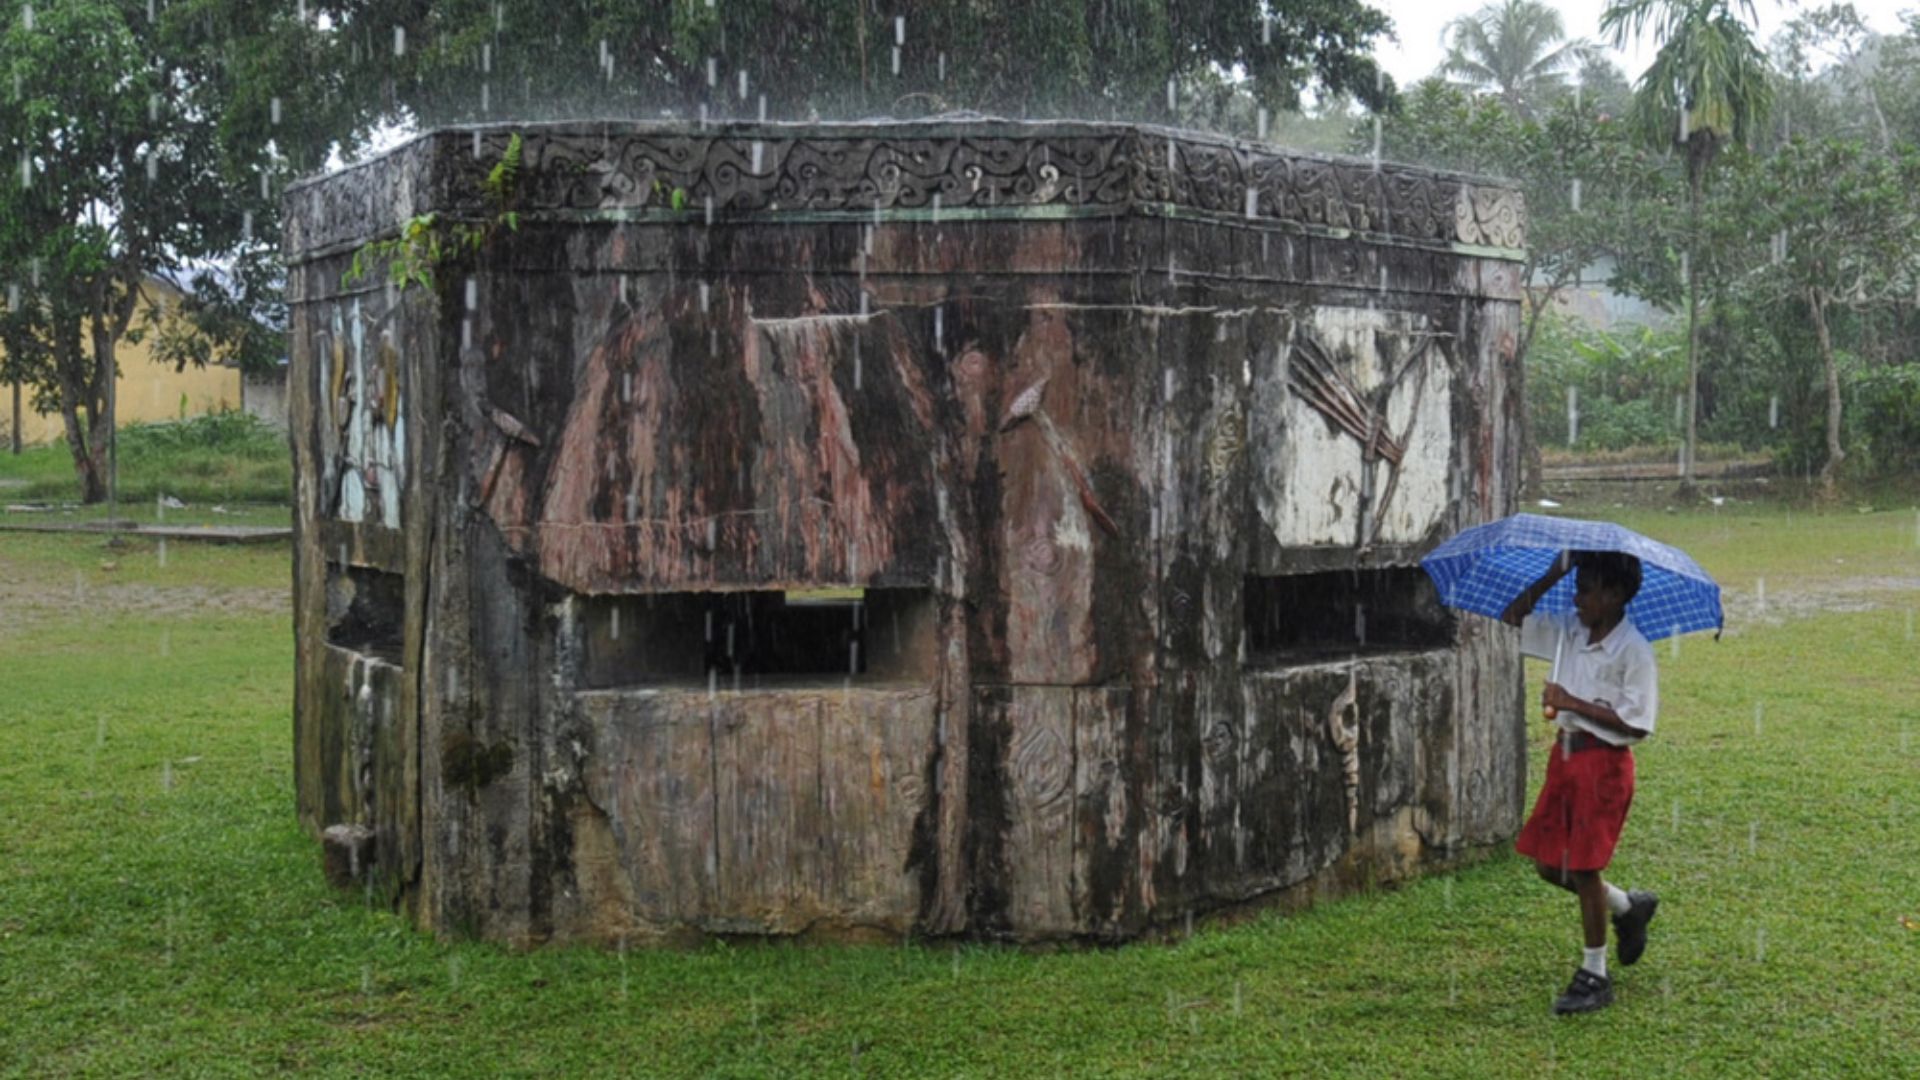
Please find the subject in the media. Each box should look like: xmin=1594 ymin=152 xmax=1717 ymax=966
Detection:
xmin=1681 ymin=165 xmax=1703 ymax=492
xmin=1809 ymin=286 xmax=1844 ymax=494
xmin=51 ymin=328 xmax=108 ymax=503
xmin=58 ymin=398 xmax=107 ymax=503
xmin=9 ymin=380 xmax=19 ymax=455
xmin=93 ymin=313 xmax=120 ymax=520
xmin=1514 ymin=269 xmax=1557 ymax=500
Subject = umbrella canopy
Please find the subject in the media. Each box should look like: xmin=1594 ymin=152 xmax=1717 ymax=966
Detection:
xmin=1420 ymin=513 xmax=1723 ymax=641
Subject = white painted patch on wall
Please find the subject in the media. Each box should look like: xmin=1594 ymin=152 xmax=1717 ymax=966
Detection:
xmin=1254 ymin=307 xmax=1453 ymax=548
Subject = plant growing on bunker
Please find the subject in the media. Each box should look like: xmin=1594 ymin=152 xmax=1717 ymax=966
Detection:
xmin=344 ymin=133 xmax=526 ymax=293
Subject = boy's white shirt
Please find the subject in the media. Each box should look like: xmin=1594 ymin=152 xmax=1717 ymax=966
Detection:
xmin=1520 ymin=609 xmax=1658 ymax=747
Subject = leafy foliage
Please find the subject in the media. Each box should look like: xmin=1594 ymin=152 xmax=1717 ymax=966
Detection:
xmin=1439 ymin=0 xmax=1594 ymax=117
xmin=344 ymin=132 xmax=524 ymax=292
xmin=0 ymin=0 xmax=344 ymax=501
xmin=319 ymin=0 xmax=1398 ymax=127
xmin=1528 ymin=312 xmax=1687 ymax=452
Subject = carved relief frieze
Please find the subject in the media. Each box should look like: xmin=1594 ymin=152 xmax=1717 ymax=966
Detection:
xmin=282 ymin=121 xmax=1527 ymax=260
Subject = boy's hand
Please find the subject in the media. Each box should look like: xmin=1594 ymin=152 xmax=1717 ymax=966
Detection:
xmin=1501 ymin=551 xmax=1573 ymax=626
xmin=1542 ymin=682 xmax=1577 ymax=715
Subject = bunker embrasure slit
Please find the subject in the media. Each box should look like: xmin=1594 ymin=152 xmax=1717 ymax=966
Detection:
xmin=1244 ymin=567 xmax=1455 ymax=663
xmin=580 ymin=586 xmax=938 ymax=690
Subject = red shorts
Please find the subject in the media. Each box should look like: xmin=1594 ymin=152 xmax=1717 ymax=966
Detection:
xmin=1514 ymin=738 xmax=1636 ymax=872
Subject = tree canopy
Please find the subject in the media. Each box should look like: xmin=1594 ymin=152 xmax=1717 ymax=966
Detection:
xmin=312 ymin=0 xmax=1396 ymax=137
xmin=1440 ymin=0 xmax=1594 ymax=117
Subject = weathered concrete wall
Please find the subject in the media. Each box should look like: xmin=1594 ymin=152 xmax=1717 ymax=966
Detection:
xmin=283 ymin=120 xmax=1527 ymax=945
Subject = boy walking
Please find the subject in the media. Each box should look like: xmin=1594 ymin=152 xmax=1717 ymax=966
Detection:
xmin=1501 ymin=551 xmax=1661 ymax=1015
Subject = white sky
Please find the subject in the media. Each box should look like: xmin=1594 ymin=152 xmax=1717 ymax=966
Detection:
xmin=1372 ymin=0 xmax=1916 ymax=87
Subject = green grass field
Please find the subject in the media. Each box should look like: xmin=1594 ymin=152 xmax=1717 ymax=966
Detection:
xmin=0 ymin=412 xmax=291 ymax=509
xmin=2 ymin=498 xmax=1918 ymax=1077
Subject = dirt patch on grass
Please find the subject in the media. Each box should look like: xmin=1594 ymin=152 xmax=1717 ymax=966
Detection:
xmin=1719 ymin=576 xmax=1920 ymax=633
xmin=0 ymin=577 xmax=289 ymax=640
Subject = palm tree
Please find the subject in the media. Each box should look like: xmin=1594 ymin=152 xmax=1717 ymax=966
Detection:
xmin=1440 ymin=0 xmax=1594 ymax=116
xmin=1602 ymin=0 xmax=1772 ymax=492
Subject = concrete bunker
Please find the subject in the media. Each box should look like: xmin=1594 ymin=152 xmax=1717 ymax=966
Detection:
xmin=284 ymin=119 xmax=1528 ymax=944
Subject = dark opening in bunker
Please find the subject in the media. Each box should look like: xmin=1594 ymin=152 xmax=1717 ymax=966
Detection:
xmin=1244 ymin=567 xmax=1455 ymax=664
xmin=325 ymin=565 xmax=405 ymax=663
xmin=580 ymin=587 xmax=939 ymax=690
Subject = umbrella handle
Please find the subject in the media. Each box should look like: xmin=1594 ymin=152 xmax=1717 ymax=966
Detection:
xmin=1543 ymin=633 xmax=1564 ymax=720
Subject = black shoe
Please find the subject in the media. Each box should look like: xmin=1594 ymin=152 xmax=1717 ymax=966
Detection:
xmin=1614 ymin=890 xmax=1659 ymax=967
xmin=1552 ymin=968 xmax=1614 ymax=1015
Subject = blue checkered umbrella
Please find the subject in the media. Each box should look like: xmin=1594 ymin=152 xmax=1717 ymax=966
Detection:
xmin=1420 ymin=513 xmax=1723 ymax=641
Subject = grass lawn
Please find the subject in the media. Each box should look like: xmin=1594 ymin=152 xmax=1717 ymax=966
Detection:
xmin=0 ymin=412 xmax=290 ymax=510
xmin=2 ymin=498 xmax=1917 ymax=1077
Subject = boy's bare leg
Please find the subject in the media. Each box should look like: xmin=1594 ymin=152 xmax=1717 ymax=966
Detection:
xmin=1536 ymin=860 xmax=1577 ymax=893
xmin=1570 ymin=870 xmax=1609 ymax=949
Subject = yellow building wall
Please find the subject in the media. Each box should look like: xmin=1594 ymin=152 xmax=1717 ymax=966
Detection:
xmin=3 ymin=280 xmax=241 ymax=446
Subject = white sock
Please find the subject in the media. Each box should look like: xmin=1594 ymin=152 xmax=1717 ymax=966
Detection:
xmin=1605 ymin=884 xmax=1632 ymax=917
xmin=1582 ymin=946 xmax=1608 ymax=978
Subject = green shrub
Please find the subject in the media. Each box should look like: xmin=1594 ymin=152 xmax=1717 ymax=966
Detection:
xmin=1527 ymin=312 xmax=1688 ymax=453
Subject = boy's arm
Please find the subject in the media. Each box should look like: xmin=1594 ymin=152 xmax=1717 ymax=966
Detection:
xmin=1543 ymin=645 xmax=1656 ymax=739
xmin=1500 ymin=553 xmax=1572 ymax=627
xmin=1540 ymin=684 xmax=1650 ymax=739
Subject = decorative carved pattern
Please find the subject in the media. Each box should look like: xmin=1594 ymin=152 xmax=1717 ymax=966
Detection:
xmin=1013 ymin=722 xmax=1072 ymax=809
xmin=1454 ymin=185 xmax=1526 ymax=249
xmin=1206 ymin=406 xmax=1246 ymax=485
xmin=1202 ymin=716 xmax=1239 ymax=765
xmin=283 ymin=121 xmax=1527 ymax=259
xmin=1327 ymin=670 xmax=1361 ymax=835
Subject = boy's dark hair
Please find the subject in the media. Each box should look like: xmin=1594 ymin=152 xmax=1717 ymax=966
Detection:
xmin=1572 ymin=551 xmax=1642 ymax=603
